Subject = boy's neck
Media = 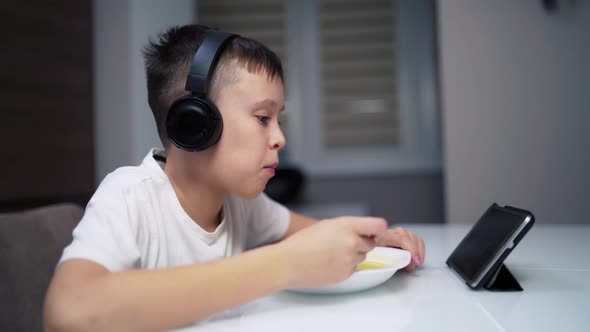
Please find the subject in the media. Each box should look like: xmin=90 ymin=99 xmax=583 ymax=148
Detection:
xmin=163 ymin=152 xmax=226 ymax=233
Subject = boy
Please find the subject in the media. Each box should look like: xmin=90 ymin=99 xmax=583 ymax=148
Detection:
xmin=44 ymin=24 xmax=425 ymax=331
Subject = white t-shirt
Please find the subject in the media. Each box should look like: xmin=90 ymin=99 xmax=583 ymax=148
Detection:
xmin=59 ymin=149 xmax=290 ymax=272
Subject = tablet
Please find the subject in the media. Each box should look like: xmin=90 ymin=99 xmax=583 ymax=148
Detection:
xmin=446 ymin=203 xmax=535 ymax=289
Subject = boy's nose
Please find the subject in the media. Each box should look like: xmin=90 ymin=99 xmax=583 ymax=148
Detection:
xmin=270 ymin=126 xmax=286 ymax=150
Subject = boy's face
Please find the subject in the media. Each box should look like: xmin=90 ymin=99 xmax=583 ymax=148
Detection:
xmin=201 ymin=67 xmax=286 ymax=198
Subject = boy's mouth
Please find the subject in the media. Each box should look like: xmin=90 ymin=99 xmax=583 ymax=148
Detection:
xmin=264 ymin=162 xmax=279 ymax=169
xmin=263 ymin=162 xmax=278 ymax=175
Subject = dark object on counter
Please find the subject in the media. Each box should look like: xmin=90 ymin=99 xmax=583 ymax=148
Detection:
xmin=264 ymin=167 xmax=305 ymax=204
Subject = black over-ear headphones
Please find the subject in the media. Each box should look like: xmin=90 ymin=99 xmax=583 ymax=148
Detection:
xmin=166 ymin=31 xmax=237 ymax=151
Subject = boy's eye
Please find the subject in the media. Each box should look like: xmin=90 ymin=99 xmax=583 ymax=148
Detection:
xmin=256 ymin=116 xmax=271 ymax=125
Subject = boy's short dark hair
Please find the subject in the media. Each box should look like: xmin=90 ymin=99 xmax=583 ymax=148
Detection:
xmin=142 ymin=24 xmax=284 ymax=149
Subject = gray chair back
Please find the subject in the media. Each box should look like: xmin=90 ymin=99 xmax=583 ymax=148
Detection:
xmin=0 ymin=203 xmax=83 ymax=332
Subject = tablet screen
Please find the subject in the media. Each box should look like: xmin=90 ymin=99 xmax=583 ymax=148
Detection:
xmin=449 ymin=206 xmax=525 ymax=282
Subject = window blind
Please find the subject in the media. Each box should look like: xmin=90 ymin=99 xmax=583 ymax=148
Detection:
xmin=319 ymin=0 xmax=399 ymax=147
xmin=198 ymin=0 xmax=289 ymax=136
xmin=198 ymin=0 xmax=399 ymax=149
xmin=198 ymin=0 xmax=287 ymax=63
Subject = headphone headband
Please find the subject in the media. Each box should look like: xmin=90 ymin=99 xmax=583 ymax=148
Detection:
xmin=185 ymin=31 xmax=237 ymax=96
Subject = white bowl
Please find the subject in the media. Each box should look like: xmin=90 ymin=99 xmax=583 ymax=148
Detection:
xmin=289 ymin=247 xmax=411 ymax=294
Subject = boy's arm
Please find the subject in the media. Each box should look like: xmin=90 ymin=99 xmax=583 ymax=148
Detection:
xmin=283 ymin=210 xmax=318 ymax=238
xmin=44 ymin=216 xmax=387 ymax=332
xmin=44 ymin=244 xmax=291 ymax=332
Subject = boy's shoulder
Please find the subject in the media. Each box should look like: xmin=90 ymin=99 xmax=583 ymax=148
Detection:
xmin=95 ymin=149 xmax=167 ymax=198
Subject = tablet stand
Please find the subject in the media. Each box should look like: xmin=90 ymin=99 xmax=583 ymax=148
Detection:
xmin=483 ymin=264 xmax=523 ymax=291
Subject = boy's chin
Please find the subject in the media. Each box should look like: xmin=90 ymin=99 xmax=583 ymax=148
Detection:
xmin=232 ymin=187 xmax=265 ymax=200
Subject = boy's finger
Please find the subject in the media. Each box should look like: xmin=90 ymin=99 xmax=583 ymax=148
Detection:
xmin=408 ymin=233 xmax=425 ymax=266
xmin=403 ymin=262 xmax=417 ymax=272
xmin=354 ymin=252 xmax=369 ymax=266
xmin=417 ymin=236 xmax=426 ymax=265
xmin=408 ymin=234 xmax=424 ymax=266
xmin=356 ymin=235 xmax=377 ymax=253
xmin=349 ymin=217 xmax=388 ymax=237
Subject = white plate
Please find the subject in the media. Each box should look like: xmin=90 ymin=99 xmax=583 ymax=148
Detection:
xmin=288 ymin=247 xmax=411 ymax=294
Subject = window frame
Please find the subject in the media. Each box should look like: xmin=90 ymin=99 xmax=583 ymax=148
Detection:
xmin=284 ymin=0 xmax=441 ymax=176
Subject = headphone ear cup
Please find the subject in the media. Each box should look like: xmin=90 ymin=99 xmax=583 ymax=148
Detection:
xmin=166 ymin=95 xmax=223 ymax=151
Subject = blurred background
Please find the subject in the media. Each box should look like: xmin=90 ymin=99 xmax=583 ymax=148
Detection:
xmin=0 ymin=0 xmax=588 ymax=224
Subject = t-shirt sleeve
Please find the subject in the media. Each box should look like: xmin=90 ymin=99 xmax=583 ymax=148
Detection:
xmin=59 ymin=176 xmax=141 ymax=272
xmin=245 ymin=193 xmax=290 ymax=249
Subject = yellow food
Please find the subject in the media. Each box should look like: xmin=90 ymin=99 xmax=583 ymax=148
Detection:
xmin=356 ymin=261 xmax=389 ymax=271
xmin=367 ymin=252 xmax=399 ymax=263
xmin=365 ymin=253 xmax=400 ymax=265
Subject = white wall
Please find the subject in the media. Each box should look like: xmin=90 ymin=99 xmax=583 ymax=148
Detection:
xmin=438 ymin=0 xmax=590 ymax=223
xmin=93 ymin=0 xmax=195 ymax=183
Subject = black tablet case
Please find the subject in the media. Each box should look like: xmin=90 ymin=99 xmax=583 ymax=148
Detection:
xmin=447 ymin=204 xmax=535 ymax=291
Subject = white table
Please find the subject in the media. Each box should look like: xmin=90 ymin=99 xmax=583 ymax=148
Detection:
xmin=183 ymin=224 xmax=590 ymax=332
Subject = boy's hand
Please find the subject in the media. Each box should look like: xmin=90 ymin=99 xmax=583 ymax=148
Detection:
xmin=278 ymin=216 xmax=387 ymax=288
xmin=375 ymin=227 xmax=425 ymax=272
